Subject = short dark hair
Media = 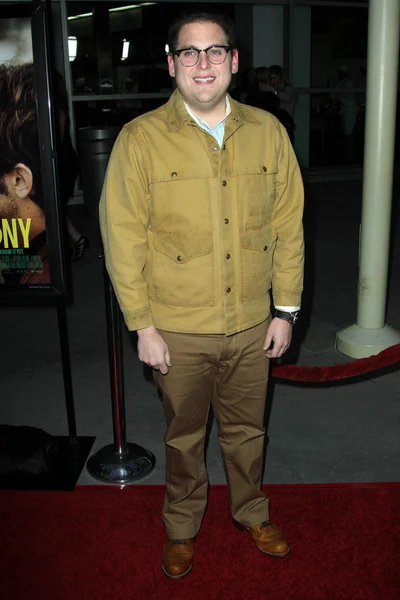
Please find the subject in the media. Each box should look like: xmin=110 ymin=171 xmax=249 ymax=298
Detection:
xmin=268 ymin=65 xmax=284 ymax=77
xmin=168 ymin=11 xmax=237 ymax=53
xmin=0 ymin=63 xmax=42 ymax=207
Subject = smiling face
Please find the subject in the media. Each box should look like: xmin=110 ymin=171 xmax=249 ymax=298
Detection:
xmin=167 ymin=21 xmax=238 ymax=122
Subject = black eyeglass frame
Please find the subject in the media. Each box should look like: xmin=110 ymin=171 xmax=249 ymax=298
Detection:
xmin=172 ymin=45 xmax=232 ymax=66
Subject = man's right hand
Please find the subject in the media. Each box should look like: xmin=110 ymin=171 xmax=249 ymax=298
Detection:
xmin=137 ymin=325 xmax=171 ymax=375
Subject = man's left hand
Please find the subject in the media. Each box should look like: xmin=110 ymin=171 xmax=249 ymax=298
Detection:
xmin=263 ymin=317 xmax=293 ymax=359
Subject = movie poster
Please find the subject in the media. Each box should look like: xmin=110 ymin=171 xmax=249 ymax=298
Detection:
xmin=0 ymin=13 xmax=50 ymax=286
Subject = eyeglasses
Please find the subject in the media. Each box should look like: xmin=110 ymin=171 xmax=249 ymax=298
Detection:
xmin=173 ymin=45 xmax=231 ymax=67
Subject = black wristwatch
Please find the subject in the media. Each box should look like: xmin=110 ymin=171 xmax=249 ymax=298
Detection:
xmin=274 ymin=309 xmax=300 ymax=325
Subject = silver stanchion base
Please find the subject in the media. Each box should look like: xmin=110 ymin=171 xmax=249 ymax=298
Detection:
xmin=86 ymin=442 xmax=156 ymax=484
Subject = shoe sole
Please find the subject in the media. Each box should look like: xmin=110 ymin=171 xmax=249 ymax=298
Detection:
xmin=162 ymin=563 xmax=193 ymax=579
xmin=258 ymin=546 xmax=290 ymax=558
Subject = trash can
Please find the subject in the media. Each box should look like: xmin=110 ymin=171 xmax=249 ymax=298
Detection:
xmin=78 ymin=126 xmax=121 ymax=218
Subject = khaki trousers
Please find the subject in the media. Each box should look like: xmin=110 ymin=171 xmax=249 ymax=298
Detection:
xmin=153 ymin=320 xmax=270 ymax=539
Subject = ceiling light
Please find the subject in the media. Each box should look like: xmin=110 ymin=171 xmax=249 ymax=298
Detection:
xmin=68 ymin=12 xmax=93 ymax=21
xmin=109 ymin=3 xmax=157 ymax=13
xmin=121 ymin=39 xmax=130 ymax=61
xmin=68 ymin=36 xmax=77 ymax=61
xmin=68 ymin=3 xmax=157 ymax=20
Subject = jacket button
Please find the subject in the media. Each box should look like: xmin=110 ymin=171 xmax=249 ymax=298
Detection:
xmin=263 ymin=246 xmax=268 ymax=251
xmin=262 ymin=166 xmax=267 ymax=172
xmin=225 ymin=287 xmax=231 ymax=293
xmin=177 ymin=255 xmax=183 ymax=261
xmin=224 ymin=218 xmax=229 ymax=224
xmin=171 ymin=172 xmax=177 ymax=178
xmin=222 ymin=180 xmax=227 ymax=186
xmin=222 ymin=144 xmax=226 ymax=150
xmin=212 ymin=145 xmax=218 ymax=151
xmin=225 ymin=254 xmax=231 ymax=259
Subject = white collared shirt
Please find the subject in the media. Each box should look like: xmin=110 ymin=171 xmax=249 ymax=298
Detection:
xmin=183 ymin=96 xmax=231 ymax=148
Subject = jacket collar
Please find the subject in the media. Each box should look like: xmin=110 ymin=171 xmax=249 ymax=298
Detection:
xmin=165 ymin=89 xmax=261 ymax=132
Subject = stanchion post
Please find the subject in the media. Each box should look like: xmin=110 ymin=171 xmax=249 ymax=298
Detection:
xmin=86 ymin=265 xmax=156 ymax=484
xmin=104 ymin=264 xmax=126 ymax=454
xmin=57 ymin=303 xmax=78 ymax=446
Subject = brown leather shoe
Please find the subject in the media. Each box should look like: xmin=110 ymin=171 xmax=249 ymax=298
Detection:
xmin=162 ymin=538 xmax=194 ymax=579
xmin=238 ymin=521 xmax=290 ymax=557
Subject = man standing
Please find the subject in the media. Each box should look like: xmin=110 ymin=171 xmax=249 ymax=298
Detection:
xmin=100 ymin=12 xmax=304 ymax=579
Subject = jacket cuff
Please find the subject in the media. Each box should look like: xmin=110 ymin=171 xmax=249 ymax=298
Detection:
xmin=273 ymin=289 xmax=303 ymax=307
xmin=122 ymin=307 xmax=153 ymax=331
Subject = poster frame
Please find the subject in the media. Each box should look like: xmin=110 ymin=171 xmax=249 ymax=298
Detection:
xmin=0 ymin=0 xmax=69 ymax=307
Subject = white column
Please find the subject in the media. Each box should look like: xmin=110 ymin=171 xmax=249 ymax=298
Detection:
xmin=336 ymin=0 xmax=400 ymax=358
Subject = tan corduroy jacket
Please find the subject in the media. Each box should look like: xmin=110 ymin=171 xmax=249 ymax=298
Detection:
xmin=99 ymin=89 xmax=304 ymax=335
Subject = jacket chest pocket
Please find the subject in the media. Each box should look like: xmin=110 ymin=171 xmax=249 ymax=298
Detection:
xmin=236 ymin=165 xmax=278 ymax=229
xmin=240 ymin=228 xmax=277 ymax=303
xmin=148 ymin=231 xmax=214 ymax=307
xmin=150 ymin=175 xmax=212 ymax=231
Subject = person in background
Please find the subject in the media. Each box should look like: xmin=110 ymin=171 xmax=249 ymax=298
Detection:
xmin=247 ymin=67 xmax=295 ymax=142
xmin=100 ymin=11 xmax=304 ymax=579
xmin=261 ymin=64 xmax=297 ymax=120
xmin=245 ymin=88 xmax=280 ymax=114
xmin=254 ymin=66 xmax=270 ymax=93
xmin=229 ymin=67 xmax=257 ymax=103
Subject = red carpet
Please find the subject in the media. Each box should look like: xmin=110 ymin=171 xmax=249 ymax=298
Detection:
xmin=1 ymin=484 xmax=400 ymax=600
